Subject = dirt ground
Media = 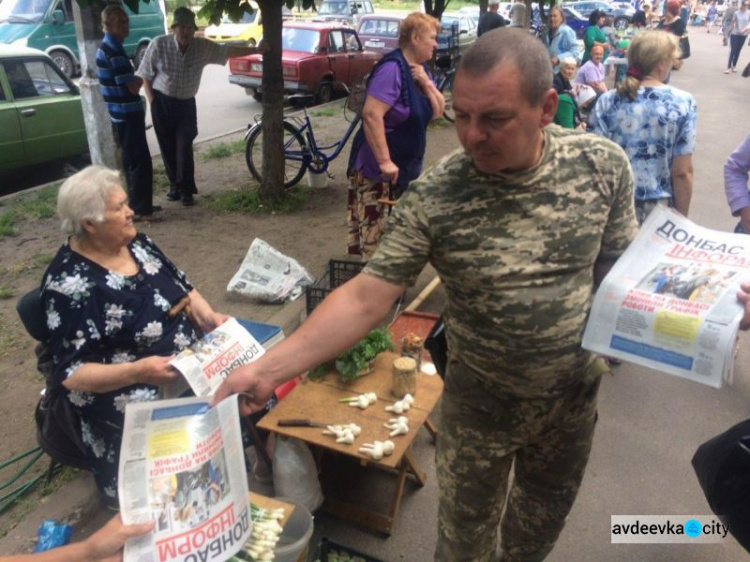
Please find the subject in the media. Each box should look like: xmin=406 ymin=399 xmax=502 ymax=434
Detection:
xmin=0 ymin=103 xmax=458 ymax=536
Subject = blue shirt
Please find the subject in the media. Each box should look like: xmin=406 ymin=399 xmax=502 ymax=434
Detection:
xmin=542 ymin=24 xmax=580 ymax=70
xmin=96 ymin=33 xmax=143 ymax=122
xmin=589 ymin=85 xmax=697 ymax=202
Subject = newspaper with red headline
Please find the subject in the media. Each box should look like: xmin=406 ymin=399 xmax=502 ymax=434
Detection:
xmin=582 ymin=206 xmax=748 ymax=388
xmin=166 ymin=318 xmax=265 ymax=398
xmin=119 ymin=395 xmax=250 ymax=562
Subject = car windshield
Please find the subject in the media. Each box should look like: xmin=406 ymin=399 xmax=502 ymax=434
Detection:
xmin=319 ymin=1 xmax=349 ymax=15
xmin=220 ymin=10 xmax=258 ymax=24
xmin=281 ymin=28 xmax=320 ymax=53
xmin=0 ymin=0 xmax=50 ymax=23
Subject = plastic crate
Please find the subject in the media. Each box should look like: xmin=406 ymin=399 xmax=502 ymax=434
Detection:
xmin=315 ymin=537 xmax=385 ymax=562
xmin=305 ymin=259 xmax=365 ymax=316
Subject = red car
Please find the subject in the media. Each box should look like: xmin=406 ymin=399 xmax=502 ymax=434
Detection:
xmin=228 ymin=22 xmax=381 ymax=105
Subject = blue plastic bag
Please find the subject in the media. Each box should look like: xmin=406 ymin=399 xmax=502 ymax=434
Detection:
xmin=33 ymin=519 xmax=72 ymax=553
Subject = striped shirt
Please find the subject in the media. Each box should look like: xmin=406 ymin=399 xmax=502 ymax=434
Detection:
xmin=96 ymin=33 xmax=143 ymax=123
xmin=136 ymin=34 xmax=228 ymax=100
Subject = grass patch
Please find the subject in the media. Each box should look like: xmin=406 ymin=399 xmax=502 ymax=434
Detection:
xmin=310 ymin=107 xmax=337 ymax=117
xmin=0 ymin=212 xmax=15 ymax=238
xmin=0 ymin=185 xmax=60 ymax=237
xmin=32 ymin=253 xmax=53 ymax=268
xmin=206 ymin=185 xmax=313 ymax=214
xmin=0 ymin=314 xmax=20 ymax=359
xmin=0 ymin=287 xmax=14 ymax=300
xmin=200 ymin=139 xmax=245 ymax=160
xmin=153 ymin=166 xmax=171 ymax=194
xmin=429 ymin=118 xmax=451 ymax=130
xmin=14 ymin=185 xmax=58 ymax=221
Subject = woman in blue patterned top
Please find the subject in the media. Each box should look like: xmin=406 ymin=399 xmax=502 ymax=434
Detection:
xmin=589 ymin=30 xmax=696 ymax=224
xmin=41 ymin=166 xmax=229 ymax=507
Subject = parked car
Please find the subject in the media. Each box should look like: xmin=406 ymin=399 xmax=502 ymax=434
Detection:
xmin=457 ymin=5 xmax=480 ymax=26
xmin=565 ymin=1 xmax=633 ymax=30
xmin=228 ymin=22 xmax=381 ymax=104
xmin=559 ymin=6 xmax=590 ymax=38
xmin=312 ymin=0 xmax=374 ymax=27
xmin=0 ymin=0 xmax=165 ymax=77
xmin=0 ymin=45 xmax=87 ymax=174
xmin=356 ymin=13 xmax=404 ymax=55
xmin=437 ymin=12 xmax=477 ymax=58
xmin=205 ymin=1 xmax=264 ymax=47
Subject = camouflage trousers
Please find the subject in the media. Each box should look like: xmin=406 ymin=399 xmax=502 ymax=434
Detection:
xmin=435 ymin=359 xmax=605 ymax=562
xmin=346 ymin=171 xmax=390 ymax=260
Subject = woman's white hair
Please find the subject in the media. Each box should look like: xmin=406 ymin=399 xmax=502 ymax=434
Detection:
xmin=57 ymin=165 xmax=124 ymax=237
xmin=559 ymin=56 xmax=578 ymax=69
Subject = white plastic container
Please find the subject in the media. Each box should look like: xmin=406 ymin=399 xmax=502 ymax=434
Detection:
xmin=273 ymin=498 xmax=314 ymax=562
xmin=306 ymin=170 xmax=329 ymax=188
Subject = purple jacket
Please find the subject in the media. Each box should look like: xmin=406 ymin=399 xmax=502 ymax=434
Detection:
xmin=724 ymin=134 xmax=750 ymax=216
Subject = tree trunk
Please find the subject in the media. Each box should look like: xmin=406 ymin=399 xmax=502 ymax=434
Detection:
xmin=72 ymin=1 xmax=118 ymax=169
xmin=423 ymin=0 xmax=450 ymax=20
xmin=257 ymin=0 xmax=286 ymax=200
xmin=479 ymin=0 xmax=488 ymax=16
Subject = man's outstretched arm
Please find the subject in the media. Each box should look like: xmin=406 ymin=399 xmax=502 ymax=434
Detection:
xmin=214 ymin=273 xmax=405 ymax=415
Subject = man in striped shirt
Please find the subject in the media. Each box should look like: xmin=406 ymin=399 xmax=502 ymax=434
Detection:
xmin=137 ymin=7 xmax=264 ymax=206
xmin=96 ymin=5 xmax=156 ymax=218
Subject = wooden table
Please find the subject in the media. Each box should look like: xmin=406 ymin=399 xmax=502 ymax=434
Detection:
xmin=258 ymin=348 xmax=443 ymax=534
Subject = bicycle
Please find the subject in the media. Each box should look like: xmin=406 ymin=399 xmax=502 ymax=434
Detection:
xmin=433 ymin=61 xmax=456 ymax=123
xmin=244 ymin=91 xmax=361 ymax=190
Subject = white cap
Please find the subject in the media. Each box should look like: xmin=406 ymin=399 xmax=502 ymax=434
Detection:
xmin=575 ymin=85 xmax=597 ymax=107
xmin=488 ymin=0 xmax=501 ymax=5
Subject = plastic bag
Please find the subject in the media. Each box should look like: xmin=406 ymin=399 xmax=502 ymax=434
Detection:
xmin=33 ymin=519 xmax=72 ymax=552
xmin=692 ymin=418 xmax=750 ymax=553
xmin=272 ymin=436 xmax=324 ymax=512
xmin=227 ymin=239 xmax=314 ymax=303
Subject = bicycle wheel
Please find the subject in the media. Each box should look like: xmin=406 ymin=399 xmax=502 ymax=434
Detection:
xmin=245 ymin=121 xmax=308 ymax=190
xmin=440 ymin=72 xmax=455 ymax=123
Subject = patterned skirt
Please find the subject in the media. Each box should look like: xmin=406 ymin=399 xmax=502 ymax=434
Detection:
xmin=346 ymin=171 xmax=392 ymax=260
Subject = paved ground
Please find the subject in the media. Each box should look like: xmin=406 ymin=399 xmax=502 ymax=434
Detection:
xmin=3 ymin=27 xmax=750 ymax=562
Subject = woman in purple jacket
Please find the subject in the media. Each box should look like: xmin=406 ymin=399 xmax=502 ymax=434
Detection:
xmin=346 ymin=12 xmax=445 ymax=259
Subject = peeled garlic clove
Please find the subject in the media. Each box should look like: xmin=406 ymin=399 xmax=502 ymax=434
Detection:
xmin=382 ymin=440 xmax=395 ymax=454
xmin=402 ymin=394 xmax=414 ymax=405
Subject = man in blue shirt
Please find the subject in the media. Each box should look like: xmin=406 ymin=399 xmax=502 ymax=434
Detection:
xmin=96 ymin=5 xmax=156 ymax=219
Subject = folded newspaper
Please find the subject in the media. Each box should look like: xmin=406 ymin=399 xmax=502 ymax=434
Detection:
xmin=166 ymin=318 xmax=265 ymax=399
xmin=119 ymin=395 xmax=251 ymax=562
xmin=582 ymin=206 xmax=747 ymax=388
xmin=227 ymin=238 xmax=314 ymax=303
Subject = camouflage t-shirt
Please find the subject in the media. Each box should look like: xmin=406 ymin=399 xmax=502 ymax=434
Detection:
xmin=364 ymin=126 xmax=638 ymax=397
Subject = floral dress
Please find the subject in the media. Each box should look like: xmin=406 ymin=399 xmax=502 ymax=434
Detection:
xmin=589 ymin=85 xmax=697 ymax=203
xmin=42 ymin=234 xmax=198 ymax=503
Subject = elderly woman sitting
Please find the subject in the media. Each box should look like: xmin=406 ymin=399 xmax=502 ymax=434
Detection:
xmin=42 ymin=166 xmax=228 ymax=507
xmin=553 ymin=57 xmax=584 ymax=129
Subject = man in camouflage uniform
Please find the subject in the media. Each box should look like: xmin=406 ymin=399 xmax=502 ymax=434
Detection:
xmin=217 ymin=28 xmax=638 ymax=561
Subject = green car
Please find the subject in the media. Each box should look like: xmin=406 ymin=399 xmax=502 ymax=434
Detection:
xmin=0 ymin=45 xmax=88 ymax=174
xmin=0 ymin=0 xmax=166 ymax=77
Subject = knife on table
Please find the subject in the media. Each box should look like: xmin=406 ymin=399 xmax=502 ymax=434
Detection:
xmin=277 ymin=419 xmax=332 ymax=428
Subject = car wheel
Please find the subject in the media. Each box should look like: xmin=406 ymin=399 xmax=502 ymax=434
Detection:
xmin=252 ymin=89 xmax=263 ymax=103
xmin=316 ymin=81 xmax=333 ymax=105
xmin=134 ymin=43 xmax=149 ymax=69
xmin=50 ymin=50 xmax=75 ymax=78
xmin=247 ymin=38 xmax=257 ymax=48
xmin=614 ymin=16 xmax=629 ymax=31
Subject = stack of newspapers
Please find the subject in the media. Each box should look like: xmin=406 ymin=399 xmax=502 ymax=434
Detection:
xmin=583 ymin=206 xmax=748 ymax=389
xmin=118 ymin=319 xmax=283 ymax=561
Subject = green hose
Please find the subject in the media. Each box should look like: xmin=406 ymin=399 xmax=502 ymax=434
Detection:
xmin=0 ymin=446 xmax=48 ymax=514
